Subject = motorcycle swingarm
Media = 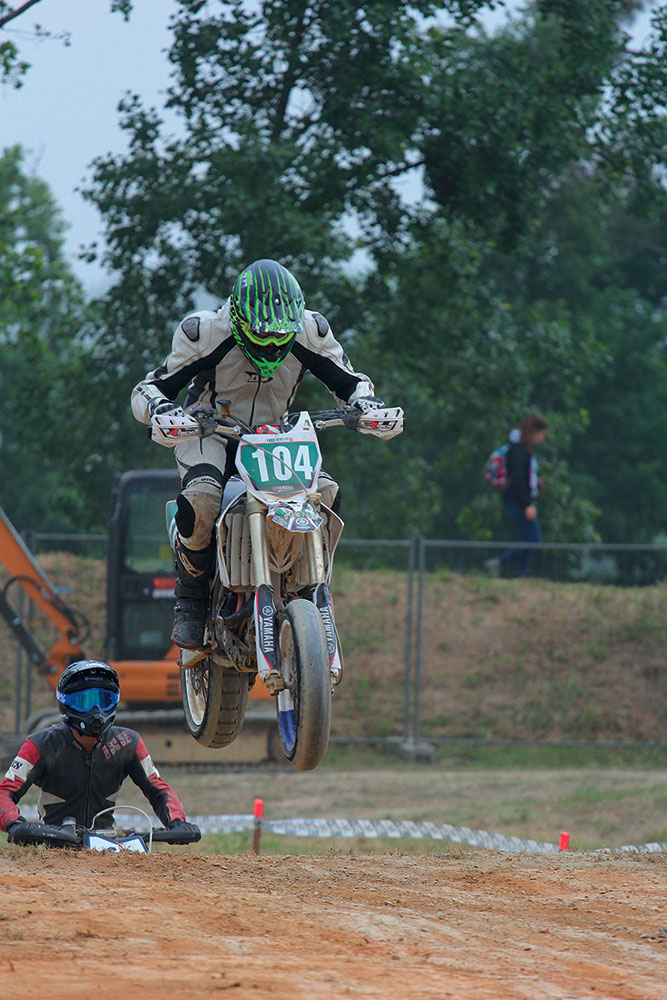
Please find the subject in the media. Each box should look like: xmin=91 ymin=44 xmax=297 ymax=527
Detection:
xmin=178 ymin=628 xmax=252 ymax=673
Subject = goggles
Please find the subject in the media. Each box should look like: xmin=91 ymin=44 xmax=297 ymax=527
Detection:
xmin=244 ymin=324 xmax=296 ymax=347
xmin=57 ymin=687 xmax=119 ymax=712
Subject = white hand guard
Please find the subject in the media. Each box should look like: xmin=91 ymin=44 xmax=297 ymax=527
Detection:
xmin=149 ymin=400 xmax=201 ymax=448
xmin=356 ymin=405 xmax=404 ymax=440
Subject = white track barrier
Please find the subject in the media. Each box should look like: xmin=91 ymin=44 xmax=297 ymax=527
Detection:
xmin=18 ymin=806 xmax=666 ymax=853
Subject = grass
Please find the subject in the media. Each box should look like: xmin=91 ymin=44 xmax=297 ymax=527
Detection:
xmin=2 ymin=554 xmax=665 ymax=862
xmin=10 ymin=741 xmax=667 ymax=853
xmin=2 ymin=555 xmax=665 ymax=742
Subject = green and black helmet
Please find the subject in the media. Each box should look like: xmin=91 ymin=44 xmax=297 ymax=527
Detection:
xmin=229 ymin=259 xmax=305 ymax=377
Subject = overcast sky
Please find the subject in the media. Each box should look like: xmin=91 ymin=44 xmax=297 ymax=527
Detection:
xmin=1 ymin=0 xmax=179 ymax=293
xmin=0 ymin=0 xmax=657 ymax=295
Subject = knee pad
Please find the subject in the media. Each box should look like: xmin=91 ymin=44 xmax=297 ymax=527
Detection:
xmin=178 ymin=465 xmax=225 ymax=549
xmin=175 ymin=494 xmax=196 ymax=540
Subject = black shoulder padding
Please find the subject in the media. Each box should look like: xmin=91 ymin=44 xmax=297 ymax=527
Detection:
xmin=312 ymin=312 xmax=330 ymax=338
xmin=181 ymin=316 xmax=201 ymax=342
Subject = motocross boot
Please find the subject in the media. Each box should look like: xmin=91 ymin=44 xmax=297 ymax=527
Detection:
xmin=172 ymin=540 xmax=215 ymax=650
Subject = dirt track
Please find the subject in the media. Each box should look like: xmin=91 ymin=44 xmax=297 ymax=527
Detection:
xmin=1 ymin=850 xmax=665 ymax=999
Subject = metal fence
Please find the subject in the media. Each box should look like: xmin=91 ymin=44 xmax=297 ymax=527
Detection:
xmin=6 ymin=533 xmax=667 ymax=752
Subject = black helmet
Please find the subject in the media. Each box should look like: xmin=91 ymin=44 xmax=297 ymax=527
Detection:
xmin=56 ymin=660 xmax=120 ymax=738
xmin=229 ymin=259 xmax=305 ymax=377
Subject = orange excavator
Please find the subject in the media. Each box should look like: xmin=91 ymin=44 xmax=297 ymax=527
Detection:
xmin=0 ymin=471 xmax=273 ymax=764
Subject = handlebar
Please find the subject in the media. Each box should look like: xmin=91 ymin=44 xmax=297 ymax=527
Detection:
xmin=7 ymin=821 xmax=81 ymax=848
xmin=190 ymin=404 xmax=359 ymax=439
xmin=6 ymin=820 xmax=201 ymax=849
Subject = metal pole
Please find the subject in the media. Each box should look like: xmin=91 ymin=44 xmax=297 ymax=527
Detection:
xmin=412 ymin=537 xmax=426 ymax=745
xmin=15 ymin=588 xmax=24 ymax=734
xmin=24 ymin=530 xmax=35 ymax=729
xmin=25 ymin=594 xmax=34 ymax=722
xmin=402 ymin=537 xmax=416 ymax=742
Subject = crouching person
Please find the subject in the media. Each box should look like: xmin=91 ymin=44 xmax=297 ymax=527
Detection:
xmin=0 ymin=660 xmax=200 ymax=840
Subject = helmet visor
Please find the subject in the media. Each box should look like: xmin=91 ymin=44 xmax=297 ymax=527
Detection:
xmin=57 ymin=687 xmax=119 ymax=712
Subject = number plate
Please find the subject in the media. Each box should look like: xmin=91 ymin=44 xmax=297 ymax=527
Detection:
xmin=237 ymin=440 xmax=320 ymax=495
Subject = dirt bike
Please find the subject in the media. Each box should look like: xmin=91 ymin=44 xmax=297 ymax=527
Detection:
xmin=6 ymin=806 xmax=200 ymax=852
xmin=169 ymin=402 xmax=403 ymax=772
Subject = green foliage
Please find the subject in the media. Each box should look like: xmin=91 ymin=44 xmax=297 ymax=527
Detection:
xmin=3 ymin=1 xmax=667 ymax=543
xmin=0 ymin=146 xmax=172 ymax=531
xmin=0 ymin=146 xmax=89 ymax=529
xmin=0 ymin=37 xmax=28 ymax=87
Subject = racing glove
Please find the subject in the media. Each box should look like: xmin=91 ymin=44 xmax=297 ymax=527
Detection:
xmin=149 ymin=398 xmax=200 ymax=448
xmin=168 ymin=818 xmax=202 ymax=841
xmin=352 ymin=396 xmax=385 ymax=413
xmin=5 ymin=818 xmax=26 ymax=835
xmin=148 ymin=397 xmax=184 ymax=419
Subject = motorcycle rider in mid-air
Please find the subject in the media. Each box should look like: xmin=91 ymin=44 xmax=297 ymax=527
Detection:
xmin=131 ymin=258 xmax=403 ymax=650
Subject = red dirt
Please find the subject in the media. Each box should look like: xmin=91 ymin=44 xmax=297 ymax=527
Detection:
xmin=1 ymin=849 xmax=665 ymax=999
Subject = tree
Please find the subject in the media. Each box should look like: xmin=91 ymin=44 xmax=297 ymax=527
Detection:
xmin=83 ymin=1 xmax=666 ymax=541
xmin=405 ymin=1 xmax=667 ymax=540
xmin=0 ymin=145 xmax=92 ymax=528
xmin=82 ymin=0 xmax=509 ymax=536
xmin=84 ymin=1 xmax=502 ymax=343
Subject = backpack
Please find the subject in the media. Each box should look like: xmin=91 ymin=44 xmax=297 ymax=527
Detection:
xmin=483 ymin=444 xmax=509 ymax=490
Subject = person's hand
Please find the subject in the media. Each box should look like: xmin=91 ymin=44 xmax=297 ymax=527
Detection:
xmin=149 ymin=401 xmax=200 ymax=447
xmin=352 ymin=396 xmax=385 ymax=413
xmin=169 ymin=818 xmax=201 ymax=840
xmin=148 ymin=397 xmax=184 ymax=419
xmin=525 ymin=505 xmax=537 ymax=521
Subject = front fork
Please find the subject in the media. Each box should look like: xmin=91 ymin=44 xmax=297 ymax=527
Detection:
xmin=249 ymin=498 xmax=341 ymax=694
xmin=247 ymin=498 xmax=283 ymax=694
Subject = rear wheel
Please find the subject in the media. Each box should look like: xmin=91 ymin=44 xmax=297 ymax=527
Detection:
xmin=181 ymin=659 xmax=249 ymax=748
xmin=276 ymin=599 xmax=331 ymax=771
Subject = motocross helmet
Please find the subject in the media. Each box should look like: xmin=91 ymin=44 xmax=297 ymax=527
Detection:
xmin=229 ymin=259 xmax=305 ymax=377
xmin=56 ymin=660 xmax=120 ymax=739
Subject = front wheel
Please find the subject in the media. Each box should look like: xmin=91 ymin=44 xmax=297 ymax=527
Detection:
xmin=181 ymin=659 xmax=249 ymax=748
xmin=276 ymin=599 xmax=331 ymax=771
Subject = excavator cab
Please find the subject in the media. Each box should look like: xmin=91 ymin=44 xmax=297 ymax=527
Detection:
xmin=1 ymin=470 xmax=274 ymax=764
xmin=106 ymin=470 xmax=180 ymax=663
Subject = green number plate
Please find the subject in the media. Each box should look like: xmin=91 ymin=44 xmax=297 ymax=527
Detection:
xmin=238 ymin=440 xmax=320 ymax=492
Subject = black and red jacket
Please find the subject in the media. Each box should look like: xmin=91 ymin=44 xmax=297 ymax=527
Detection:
xmin=0 ymin=722 xmax=186 ymax=831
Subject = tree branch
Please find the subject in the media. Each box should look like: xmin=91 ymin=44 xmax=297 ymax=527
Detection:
xmin=378 ymin=158 xmax=426 ymax=180
xmin=270 ymin=2 xmax=311 ymax=144
xmin=0 ymin=0 xmax=44 ymax=30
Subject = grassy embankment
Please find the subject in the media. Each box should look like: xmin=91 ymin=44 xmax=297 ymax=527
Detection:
xmin=1 ymin=553 xmax=665 ymax=743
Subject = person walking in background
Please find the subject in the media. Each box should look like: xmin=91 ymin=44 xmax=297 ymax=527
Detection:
xmin=486 ymin=414 xmax=549 ymax=577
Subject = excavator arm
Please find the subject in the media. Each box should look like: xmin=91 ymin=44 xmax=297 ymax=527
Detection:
xmin=0 ymin=506 xmax=85 ymax=681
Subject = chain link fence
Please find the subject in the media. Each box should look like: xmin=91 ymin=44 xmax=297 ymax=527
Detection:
xmin=6 ymin=533 xmax=666 ymax=752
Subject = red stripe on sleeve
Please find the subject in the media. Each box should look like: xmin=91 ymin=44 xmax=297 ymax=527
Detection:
xmin=0 ymin=738 xmax=39 ymax=831
xmin=149 ymin=773 xmax=186 ymax=823
xmin=20 ymin=738 xmax=40 ymax=766
xmin=135 ymin=736 xmax=150 ymax=763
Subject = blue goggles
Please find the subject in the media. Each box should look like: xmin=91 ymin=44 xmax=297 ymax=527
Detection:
xmin=57 ymin=687 xmax=119 ymax=712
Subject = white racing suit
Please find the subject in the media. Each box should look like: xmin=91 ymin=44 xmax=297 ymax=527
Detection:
xmin=131 ymin=300 xmax=375 ymax=621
